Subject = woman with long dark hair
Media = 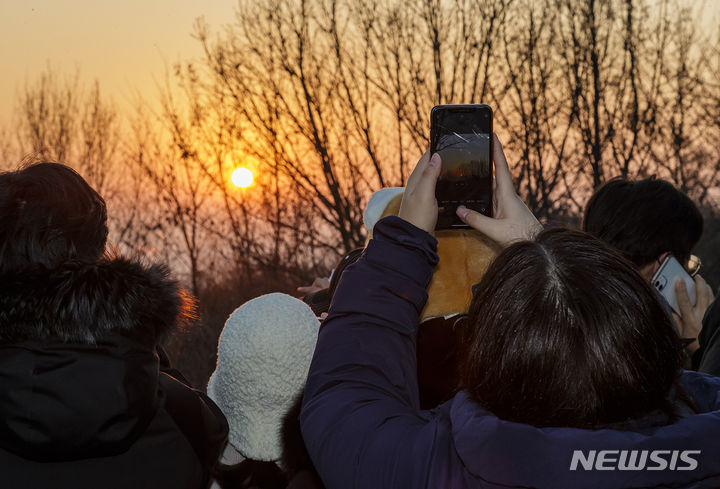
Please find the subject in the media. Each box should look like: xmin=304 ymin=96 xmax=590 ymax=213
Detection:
xmin=299 ymin=137 xmax=720 ymax=488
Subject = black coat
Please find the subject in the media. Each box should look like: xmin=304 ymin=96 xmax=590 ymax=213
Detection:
xmin=212 ymin=393 xmax=324 ymax=489
xmin=695 ymin=295 xmax=720 ymax=376
xmin=0 ymin=258 xmax=228 ymax=489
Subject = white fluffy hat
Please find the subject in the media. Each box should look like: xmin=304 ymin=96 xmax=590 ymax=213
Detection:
xmin=363 ymin=187 xmax=404 ymax=232
xmin=207 ymin=293 xmax=320 ymax=461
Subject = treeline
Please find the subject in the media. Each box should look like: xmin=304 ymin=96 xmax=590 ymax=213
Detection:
xmin=2 ymin=0 xmax=719 ymax=385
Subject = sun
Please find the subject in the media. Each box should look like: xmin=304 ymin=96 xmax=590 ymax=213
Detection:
xmin=231 ymin=167 xmax=254 ymax=188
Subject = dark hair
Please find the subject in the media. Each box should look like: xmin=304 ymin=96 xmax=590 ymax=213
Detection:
xmin=582 ymin=177 xmax=703 ymax=267
xmin=461 ymin=228 xmax=683 ymax=429
xmin=0 ymin=163 xmax=107 ymax=273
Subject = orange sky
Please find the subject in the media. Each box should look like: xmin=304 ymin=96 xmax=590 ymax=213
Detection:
xmin=1 ymin=0 xmax=718 ymax=128
xmin=0 ymin=0 xmax=237 ymax=124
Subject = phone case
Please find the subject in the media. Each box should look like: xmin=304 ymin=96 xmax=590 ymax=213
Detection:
xmin=651 ymin=256 xmax=696 ymax=315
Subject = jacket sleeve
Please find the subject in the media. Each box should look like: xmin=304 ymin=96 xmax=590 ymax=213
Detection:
xmin=300 ymin=216 xmax=443 ymax=489
xmin=160 ymin=372 xmax=229 ymax=485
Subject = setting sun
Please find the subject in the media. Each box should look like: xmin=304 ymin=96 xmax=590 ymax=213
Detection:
xmin=231 ymin=167 xmax=254 ymax=188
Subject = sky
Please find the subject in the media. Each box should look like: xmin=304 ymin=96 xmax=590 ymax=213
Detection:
xmin=0 ymin=0 xmax=238 ymax=124
xmin=1 ymin=0 xmax=718 ymax=127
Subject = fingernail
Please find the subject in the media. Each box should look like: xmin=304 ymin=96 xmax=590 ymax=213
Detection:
xmin=429 ymin=153 xmax=440 ymax=167
xmin=456 ymin=205 xmax=469 ymax=219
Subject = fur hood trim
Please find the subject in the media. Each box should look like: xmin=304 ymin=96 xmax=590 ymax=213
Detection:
xmin=0 ymin=258 xmax=193 ymax=346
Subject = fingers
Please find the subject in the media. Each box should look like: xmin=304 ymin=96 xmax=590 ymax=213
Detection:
xmin=416 ymin=153 xmax=441 ymax=197
xmin=406 ymin=151 xmax=431 ymax=187
xmin=314 ymin=277 xmax=331 ymax=288
xmin=456 ymin=206 xmax=503 ymax=241
xmin=297 ymin=285 xmax=321 ymax=294
xmin=674 ymin=278 xmax=693 ymax=319
xmin=397 ymin=151 xmax=440 ymax=233
xmin=672 ymin=311 xmax=682 ymax=331
xmin=491 ymin=177 xmax=499 ymax=217
xmin=297 ymin=276 xmax=330 ymax=295
xmin=695 ymin=275 xmax=714 ymax=310
xmin=492 ymin=134 xmax=513 ymax=197
xmin=457 ymin=206 xmax=490 ymax=228
xmin=403 ymin=152 xmax=440 ymax=203
xmin=674 ymin=278 xmax=697 ymax=341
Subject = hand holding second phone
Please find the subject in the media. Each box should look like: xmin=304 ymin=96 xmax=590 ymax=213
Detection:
xmin=673 ymin=274 xmax=714 ymax=354
xmin=398 ymin=134 xmax=542 ymax=245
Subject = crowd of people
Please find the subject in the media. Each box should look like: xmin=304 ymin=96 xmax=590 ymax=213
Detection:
xmin=1 ymin=135 xmax=720 ymax=489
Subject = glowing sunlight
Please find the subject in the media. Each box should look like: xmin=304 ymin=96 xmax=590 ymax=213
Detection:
xmin=231 ymin=167 xmax=254 ymax=188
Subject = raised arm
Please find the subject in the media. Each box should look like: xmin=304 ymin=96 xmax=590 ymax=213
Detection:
xmin=300 ymin=214 xmax=441 ymax=489
xmin=300 ymin=136 xmax=540 ymax=489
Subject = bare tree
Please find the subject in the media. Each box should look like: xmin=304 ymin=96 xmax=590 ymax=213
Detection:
xmin=146 ymin=57 xmax=328 ymax=287
xmin=194 ymin=1 xmax=373 ymax=253
xmin=5 ymin=0 xmax=718 ymax=291
xmin=702 ymin=29 xmax=720 ymax=207
xmin=15 ymin=69 xmax=120 ymax=193
xmin=650 ymin=2 xmax=720 ymax=204
xmin=187 ymin=0 xmax=517 ymax=256
xmin=0 ymin=125 xmax=14 ymax=169
xmin=77 ymin=81 xmax=120 ymax=197
xmin=16 ymin=69 xmax=79 ymax=164
xmin=553 ymin=0 xmax=660 ymax=189
xmin=10 ymin=68 xmax=152 ymax=256
xmin=492 ymin=0 xmax=574 ymax=218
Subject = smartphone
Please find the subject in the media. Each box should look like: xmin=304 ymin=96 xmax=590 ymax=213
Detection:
xmin=651 ymin=255 xmax=696 ymax=316
xmin=430 ymin=104 xmax=493 ymax=229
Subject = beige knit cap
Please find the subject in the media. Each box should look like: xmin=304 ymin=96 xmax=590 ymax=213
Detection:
xmin=207 ymin=293 xmax=320 ymax=461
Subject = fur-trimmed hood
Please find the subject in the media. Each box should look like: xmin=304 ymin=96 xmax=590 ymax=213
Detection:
xmin=0 ymin=257 xmax=192 ymax=346
xmin=0 ymin=258 xmax=192 ymax=462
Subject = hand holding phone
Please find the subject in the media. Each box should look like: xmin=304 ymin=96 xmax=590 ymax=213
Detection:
xmin=398 ymin=152 xmax=441 ymax=233
xmin=673 ymin=274 xmax=714 ymax=353
xmin=652 ymin=256 xmax=696 ymax=315
xmin=399 ymin=130 xmax=542 ymax=246
xmin=455 ymin=135 xmax=542 ymax=246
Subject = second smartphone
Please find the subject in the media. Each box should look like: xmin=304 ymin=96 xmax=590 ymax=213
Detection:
xmin=652 ymin=255 xmax=697 ymax=316
xmin=430 ymin=104 xmax=493 ymax=229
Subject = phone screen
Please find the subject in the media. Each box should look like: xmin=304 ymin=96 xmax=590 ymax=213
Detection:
xmin=431 ymin=105 xmax=493 ymax=229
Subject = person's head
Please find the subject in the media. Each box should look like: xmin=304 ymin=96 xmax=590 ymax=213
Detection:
xmin=0 ymin=162 xmax=107 ymax=274
xmin=208 ymin=293 xmax=320 ymax=462
xmin=582 ymin=177 xmax=703 ymax=278
xmin=461 ymin=228 xmax=682 ymax=429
